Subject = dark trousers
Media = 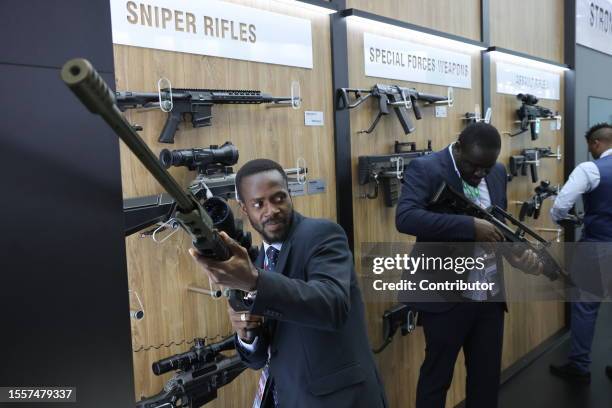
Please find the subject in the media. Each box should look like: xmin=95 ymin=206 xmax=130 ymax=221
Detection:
xmin=416 ymin=302 xmax=505 ymax=408
xmin=568 ymin=301 xmax=602 ymax=372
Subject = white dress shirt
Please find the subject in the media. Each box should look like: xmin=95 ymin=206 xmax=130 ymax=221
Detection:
xmin=550 ymin=148 xmax=612 ymax=223
xmin=237 ymin=241 xmax=283 ymax=352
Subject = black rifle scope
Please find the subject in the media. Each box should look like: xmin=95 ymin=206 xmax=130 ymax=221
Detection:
xmin=517 ymin=93 xmax=539 ymax=105
xmin=152 ymin=336 xmax=235 ymax=375
xmin=159 ymin=141 xmax=238 ymax=171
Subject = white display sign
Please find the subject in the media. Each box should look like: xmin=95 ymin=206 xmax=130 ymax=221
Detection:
xmin=363 ymin=33 xmax=472 ymax=89
xmin=304 ymin=111 xmax=324 ymax=126
xmin=496 ymin=62 xmax=560 ymax=100
xmin=577 ymin=0 xmax=612 ymax=56
xmin=109 ymin=0 xmax=313 ymax=68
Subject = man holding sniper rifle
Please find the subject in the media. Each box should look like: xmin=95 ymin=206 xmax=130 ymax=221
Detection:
xmin=396 ymin=123 xmax=544 ymax=408
xmin=190 ymin=159 xmax=387 ymax=408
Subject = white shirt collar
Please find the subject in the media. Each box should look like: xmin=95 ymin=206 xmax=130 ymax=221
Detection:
xmin=263 ymin=241 xmax=282 ymax=253
xmin=448 ymin=143 xmax=461 ymax=179
xmin=600 ymin=148 xmax=612 ymax=159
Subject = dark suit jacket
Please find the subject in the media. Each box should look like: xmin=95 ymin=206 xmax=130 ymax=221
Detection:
xmin=235 ymin=212 xmax=387 ymax=408
xmin=395 ymin=145 xmax=508 ymax=312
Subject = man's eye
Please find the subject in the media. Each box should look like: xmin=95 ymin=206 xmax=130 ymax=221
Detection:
xmin=253 ymin=201 xmax=263 ymax=209
xmin=273 ymin=195 xmax=286 ymax=203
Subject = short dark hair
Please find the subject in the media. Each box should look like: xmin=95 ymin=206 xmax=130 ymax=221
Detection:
xmin=585 ymin=122 xmax=612 ymax=141
xmin=235 ymin=158 xmax=288 ymax=201
xmin=458 ymin=122 xmax=501 ymax=151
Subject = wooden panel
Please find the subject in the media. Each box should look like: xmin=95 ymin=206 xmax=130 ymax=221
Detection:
xmin=491 ymin=58 xmax=567 ymax=370
xmin=490 ymin=0 xmax=564 ymax=62
xmin=113 ymin=2 xmax=335 ymax=405
xmin=347 ymin=0 xmax=482 ymax=41
xmin=346 ymin=17 xmax=482 ymax=407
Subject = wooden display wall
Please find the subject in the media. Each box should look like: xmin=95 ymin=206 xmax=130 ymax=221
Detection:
xmin=344 ymin=1 xmax=566 ymax=407
xmin=113 ymin=0 xmax=568 ymax=406
xmin=113 ymin=1 xmax=336 ymax=405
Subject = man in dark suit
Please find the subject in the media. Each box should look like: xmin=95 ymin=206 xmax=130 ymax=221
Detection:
xmin=395 ymin=123 xmax=541 ymax=408
xmin=190 ymin=159 xmax=387 ymax=408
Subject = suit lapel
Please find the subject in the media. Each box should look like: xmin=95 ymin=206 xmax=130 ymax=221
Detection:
xmin=255 ymin=245 xmax=265 ymax=269
xmin=442 ymin=146 xmax=464 ymax=194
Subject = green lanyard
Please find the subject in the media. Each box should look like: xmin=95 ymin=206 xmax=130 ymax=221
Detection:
xmin=462 ymin=180 xmax=481 ymax=203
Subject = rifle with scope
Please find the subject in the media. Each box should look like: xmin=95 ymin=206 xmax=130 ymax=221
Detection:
xmin=123 ymin=142 xmax=307 ymax=237
xmin=509 ymin=146 xmax=560 ymax=183
xmin=427 ymin=182 xmax=572 ymax=285
xmin=116 ymin=87 xmax=298 ymax=144
xmin=61 ymin=58 xmax=257 ymax=317
xmin=511 ymin=93 xmax=558 ymax=140
xmin=358 ymin=141 xmax=432 ymax=207
xmin=337 ymin=84 xmax=451 ymax=135
xmin=136 ymin=336 xmax=246 ymax=408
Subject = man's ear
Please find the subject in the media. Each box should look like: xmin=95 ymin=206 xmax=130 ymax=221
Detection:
xmin=239 ymin=200 xmax=247 ymax=215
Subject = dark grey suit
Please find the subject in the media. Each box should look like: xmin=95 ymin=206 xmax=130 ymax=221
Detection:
xmin=236 ymin=212 xmax=387 ymax=408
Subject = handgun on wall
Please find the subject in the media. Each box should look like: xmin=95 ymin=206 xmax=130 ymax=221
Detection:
xmin=116 ymin=87 xmax=299 ymax=143
xmin=337 ymin=84 xmax=452 ymax=135
xmin=511 ymin=93 xmax=559 ymax=140
xmin=358 ymin=141 xmax=432 ymax=207
xmin=509 ymin=146 xmax=561 ymax=183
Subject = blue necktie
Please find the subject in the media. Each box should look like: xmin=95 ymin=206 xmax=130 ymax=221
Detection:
xmin=265 ymin=246 xmax=280 ymax=272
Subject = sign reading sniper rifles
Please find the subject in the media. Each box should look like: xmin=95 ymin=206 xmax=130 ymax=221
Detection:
xmin=577 ymin=0 xmax=612 ymax=56
xmin=110 ymin=0 xmax=313 ymax=68
xmin=496 ymin=63 xmax=560 ymax=100
xmin=363 ymin=33 xmax=472 ymax=89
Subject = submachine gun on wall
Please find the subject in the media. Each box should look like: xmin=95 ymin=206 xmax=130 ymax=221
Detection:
xmin=509 ymin=146 xmax=561 ymax=183
xmin=123 ymin=142 xmax=307 ymax=237
xmin=116 ymin=87 xmax=299 ymax=143
xmin=511 ymin=93 xmax=559 ymax=140
xmin=358 ymin=141 xmax=432 ymax=207
xmin=427 ymin=182 xmax=572 ymax=285
xmin=136 ymin=336 xmax=246 ymax=408
xmin=61 ymin=58 xmax=257 ymax=313
xmin=337 ymin=84 xmax=452 ymax=134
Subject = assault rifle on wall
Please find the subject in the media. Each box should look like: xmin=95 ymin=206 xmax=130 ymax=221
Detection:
xmin=61 ymin=58 xmax=256 ymax=314
xmin=123 ymin=142 xmax=307 ymax=237
xmin=116 ymin=87 xmax=299 ymax=143
xmin=519 ymin=181 xmax=559 ymax=221
xmin=358 ymin=141 xmax=432 ymax=207
xmin=509 ymin=146 xmax=561 ymax=182
xmin=136 ymin=336 xmax=246 ymax=408
xmin=337 ymin=84 xmax=452 ymax=134
xmin=511 ymin=93 xmax=559 ymax=140
xmin=427 ymin=182 xmax=572 ymax=285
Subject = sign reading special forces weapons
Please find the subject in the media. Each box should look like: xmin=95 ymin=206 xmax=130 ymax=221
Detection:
xmin=363 ymin=33 xmax=472 ymax=89
xmin=109 ymin=0 xmax=313 ymax=68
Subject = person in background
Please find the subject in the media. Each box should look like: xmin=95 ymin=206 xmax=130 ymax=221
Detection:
xmin=549 ymin=122 xmax=612 ymax=384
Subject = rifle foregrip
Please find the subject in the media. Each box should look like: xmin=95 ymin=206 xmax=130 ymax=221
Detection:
xmin=61 ymin=58 xmax=115 ymax=114
xmin=158 ymin=110 xmax=182 ymax=144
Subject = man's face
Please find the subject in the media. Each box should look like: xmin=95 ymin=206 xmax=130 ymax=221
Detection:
xmin=239 ymin=170 xmax=293 ymax=243
xmin=587 ymin=138 xmax=602 ymax=159
xmin=455 ymin=143 xmax=499 ymax=187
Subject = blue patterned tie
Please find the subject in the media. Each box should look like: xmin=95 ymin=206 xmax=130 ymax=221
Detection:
xmin=265 ymin=246 xmax=280 ymax=272
xmin=253 ymin=246 xmax=280 ymax=408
